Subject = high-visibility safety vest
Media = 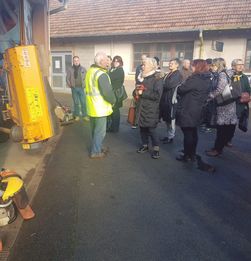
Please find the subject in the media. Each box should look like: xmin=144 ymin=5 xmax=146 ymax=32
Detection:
xmin=85 ymin=67 xmax=113 ymax=117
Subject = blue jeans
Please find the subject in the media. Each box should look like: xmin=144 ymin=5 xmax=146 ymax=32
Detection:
xmin=166 ymin=120 xmax=175 ymax=139
xmin=71 ymin=87 xmax=86 ymax=117
xmin=90 ymin=116 xmax=107 ymax=154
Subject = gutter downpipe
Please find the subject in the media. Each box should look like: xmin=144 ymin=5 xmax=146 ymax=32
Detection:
xmin=50 ymin=0 xmax=69 ymax=15
xmin=199 ymin=29 xmax=204 ymax=59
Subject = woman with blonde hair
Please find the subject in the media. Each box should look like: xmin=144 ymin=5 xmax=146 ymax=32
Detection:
xmin=136 ymin=58 xmax=163 ymax=159
xmin=206 ymin=58 xmax=238 ymax=156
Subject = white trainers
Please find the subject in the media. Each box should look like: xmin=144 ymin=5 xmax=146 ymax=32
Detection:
xmin=74 ymin=116 xmax=80 ymax=121
xmin=89 ymin=152 xmax=106 ymax=159
xmin=83 ymin=116 xmax=90 ymax=122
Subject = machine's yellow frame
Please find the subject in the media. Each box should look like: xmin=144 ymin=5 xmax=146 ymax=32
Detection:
xmin=4 ymin=45 xmax=54 ymax=149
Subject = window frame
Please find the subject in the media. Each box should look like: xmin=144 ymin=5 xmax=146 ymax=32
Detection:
xmin=245 ymin=39 xmax=251 ymax=72
xmin=133 ymin=41 xmax=194 ymax=71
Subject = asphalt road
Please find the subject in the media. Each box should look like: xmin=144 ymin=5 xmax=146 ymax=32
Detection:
xmin=8 ymin=110 xmax=251 ymax=261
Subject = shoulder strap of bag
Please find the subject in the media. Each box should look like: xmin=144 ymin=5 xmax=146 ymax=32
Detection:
xmin=223 ymin=71 xmax=231 ymax=84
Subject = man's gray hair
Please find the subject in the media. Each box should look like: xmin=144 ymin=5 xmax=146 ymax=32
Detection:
xmin=231 ymin=59 xmax=243 ymax=67
xmin=94 ymin=52 xmax=107 ymax=66
xmin=183 ymin=59 xmax=190 ymax=64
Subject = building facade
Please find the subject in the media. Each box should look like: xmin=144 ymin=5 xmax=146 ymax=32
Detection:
xmin=49 ymin=0 xmax=251 ymax=92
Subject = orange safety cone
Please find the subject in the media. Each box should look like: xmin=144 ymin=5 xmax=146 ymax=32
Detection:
xmin=16 ymin=204 xmax=35 ymax=220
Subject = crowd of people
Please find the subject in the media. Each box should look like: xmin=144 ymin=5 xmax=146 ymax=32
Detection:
xmin=133 ymin=54 xmax=250 ymax=165
xmin=66 ymin=52 xmax=251 ymax=168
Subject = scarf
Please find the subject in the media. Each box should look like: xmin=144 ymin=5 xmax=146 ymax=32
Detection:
xmin=73 ymin=65 xmax=80 ymax=79
xmin=142 ymin=70 xmax=156 ymax=78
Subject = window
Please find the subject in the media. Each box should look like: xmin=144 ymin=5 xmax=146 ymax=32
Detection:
xmin=245 ymin=40 xmax=251 ymax=71
xmin=133 ymin=42 xmax=194 ymax=71
xmin=134 ymin=44 xmax=150 ymax=69
xmin=211 ymin=41 xmax=224 ymax=52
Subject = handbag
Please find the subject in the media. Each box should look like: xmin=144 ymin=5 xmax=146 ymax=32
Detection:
xmin=215 ymin=72 xmax=242 ymax=106
xmin=202 ymin=100 xmax=217 ymax=128
xmin=127 ymin=100 xmax=135 ymax=125
xmin=240 ymin=92 xmax=250 ymax=103
xmin=115 ymin=85 xmax=128 ymax=102
xmin=238 ymin=108 xmax=248 ymax=132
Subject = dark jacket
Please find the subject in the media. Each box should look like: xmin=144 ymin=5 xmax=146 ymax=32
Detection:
xmin=109 ymin=67 xmax=125 ymax=108
xmin=159 ymin=70 xmax=182 ymax=122
xmin=235 ymin=72 xmax=251 ymax=118
xmin=176 ymin=73 xmax=211 ymax=127
xmin=138 ymin=72 xmax=163 ymax=128
xmin=66 ymin=65 xmax=86 ymax=88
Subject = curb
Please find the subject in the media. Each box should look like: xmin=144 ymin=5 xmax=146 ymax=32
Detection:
xmin=0 ymin=130 xmax=62 ymax=261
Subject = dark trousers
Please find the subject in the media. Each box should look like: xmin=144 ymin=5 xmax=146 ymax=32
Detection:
xmin=140 ymin=127 xmax=159 ymax=147
xmin=214 ymin=124 xmax=236 ymax=152
xmin=181 ymin=127 xmax=198 ymax=157
xmin=107 ymin=108 xmax=120 ymax=132
xmin=227 ymin=124 xmax=236 ymax=143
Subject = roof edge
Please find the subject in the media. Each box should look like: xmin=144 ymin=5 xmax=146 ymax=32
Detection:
xmin=50 ymin=25 xmax=251 ymax=39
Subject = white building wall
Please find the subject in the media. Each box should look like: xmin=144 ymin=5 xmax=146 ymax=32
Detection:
xmin=74 ymin=44 xmax=95 ymax=68
xmin=94 ymin=42 xmax=132 ymax=75
xmin=112 ymin=42 xmax=133 ymax=75
xmin=51 ymin=36 xmax=249 ymax=92
xmin=52 ymin=37 xmax=248 ymax=72
xmin=194 ymin=38 xmax=247 ymax=68
xmin=52 ymin=42 xmax=132 ymax=74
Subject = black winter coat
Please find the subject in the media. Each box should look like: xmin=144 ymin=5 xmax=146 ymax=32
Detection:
xmin=176 ymin=73 xmax=211 ymax=127
xmin=159 ymin=70 xmax=182 ymax=122
xmin=138 ymin=73 xmax=163 ymax=128
xmin=235 ymin=72 xmax=251 ymax=118
xmin=109 ymin=67 xmax=125 ymax=108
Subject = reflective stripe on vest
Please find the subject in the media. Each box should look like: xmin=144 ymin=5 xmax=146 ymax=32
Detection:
xmin=85 ymin=67 xmax=113 ymax=117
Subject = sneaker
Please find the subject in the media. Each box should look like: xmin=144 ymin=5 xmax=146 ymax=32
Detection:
xmin=74 ymin=116 xmax=80 ymax=121
xmin=89 ymin=152 xmax=106 ymax=159
xmin=83 ymin=116 xmax=90 ymax=122
xmin=204 ymin=128 xmax=212 ymax=133
xmin=131 ymin=125 xmax=137 ymax=129
xmin=163 ymin=138 xmax=173 ymax=144
xmin=152 ymin=150 xmax=160 ymax=159
xmin=137 ymin=145 xmax=148 ymax=153
xmin=225 ymin=142 xmax=232 ymax=147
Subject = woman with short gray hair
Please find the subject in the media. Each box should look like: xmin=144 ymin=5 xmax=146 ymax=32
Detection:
xmin=136 ymin=58 xmax=163 ymax=159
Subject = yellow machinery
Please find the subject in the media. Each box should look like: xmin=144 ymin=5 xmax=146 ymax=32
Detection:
xmin=0 ymin=168 xmax=35 ymax=226
xmin=4 ymin=45 xmax=54 ymax=149
xmin=0 ymin=0 xmax=67 ymax=149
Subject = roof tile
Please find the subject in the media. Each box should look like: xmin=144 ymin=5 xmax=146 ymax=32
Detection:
xmin=49 ymin=0 xmax=251 ymax=37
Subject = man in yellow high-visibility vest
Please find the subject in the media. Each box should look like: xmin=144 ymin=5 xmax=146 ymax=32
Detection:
xmin=85 ymin=52 xmax=116 ymax=159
